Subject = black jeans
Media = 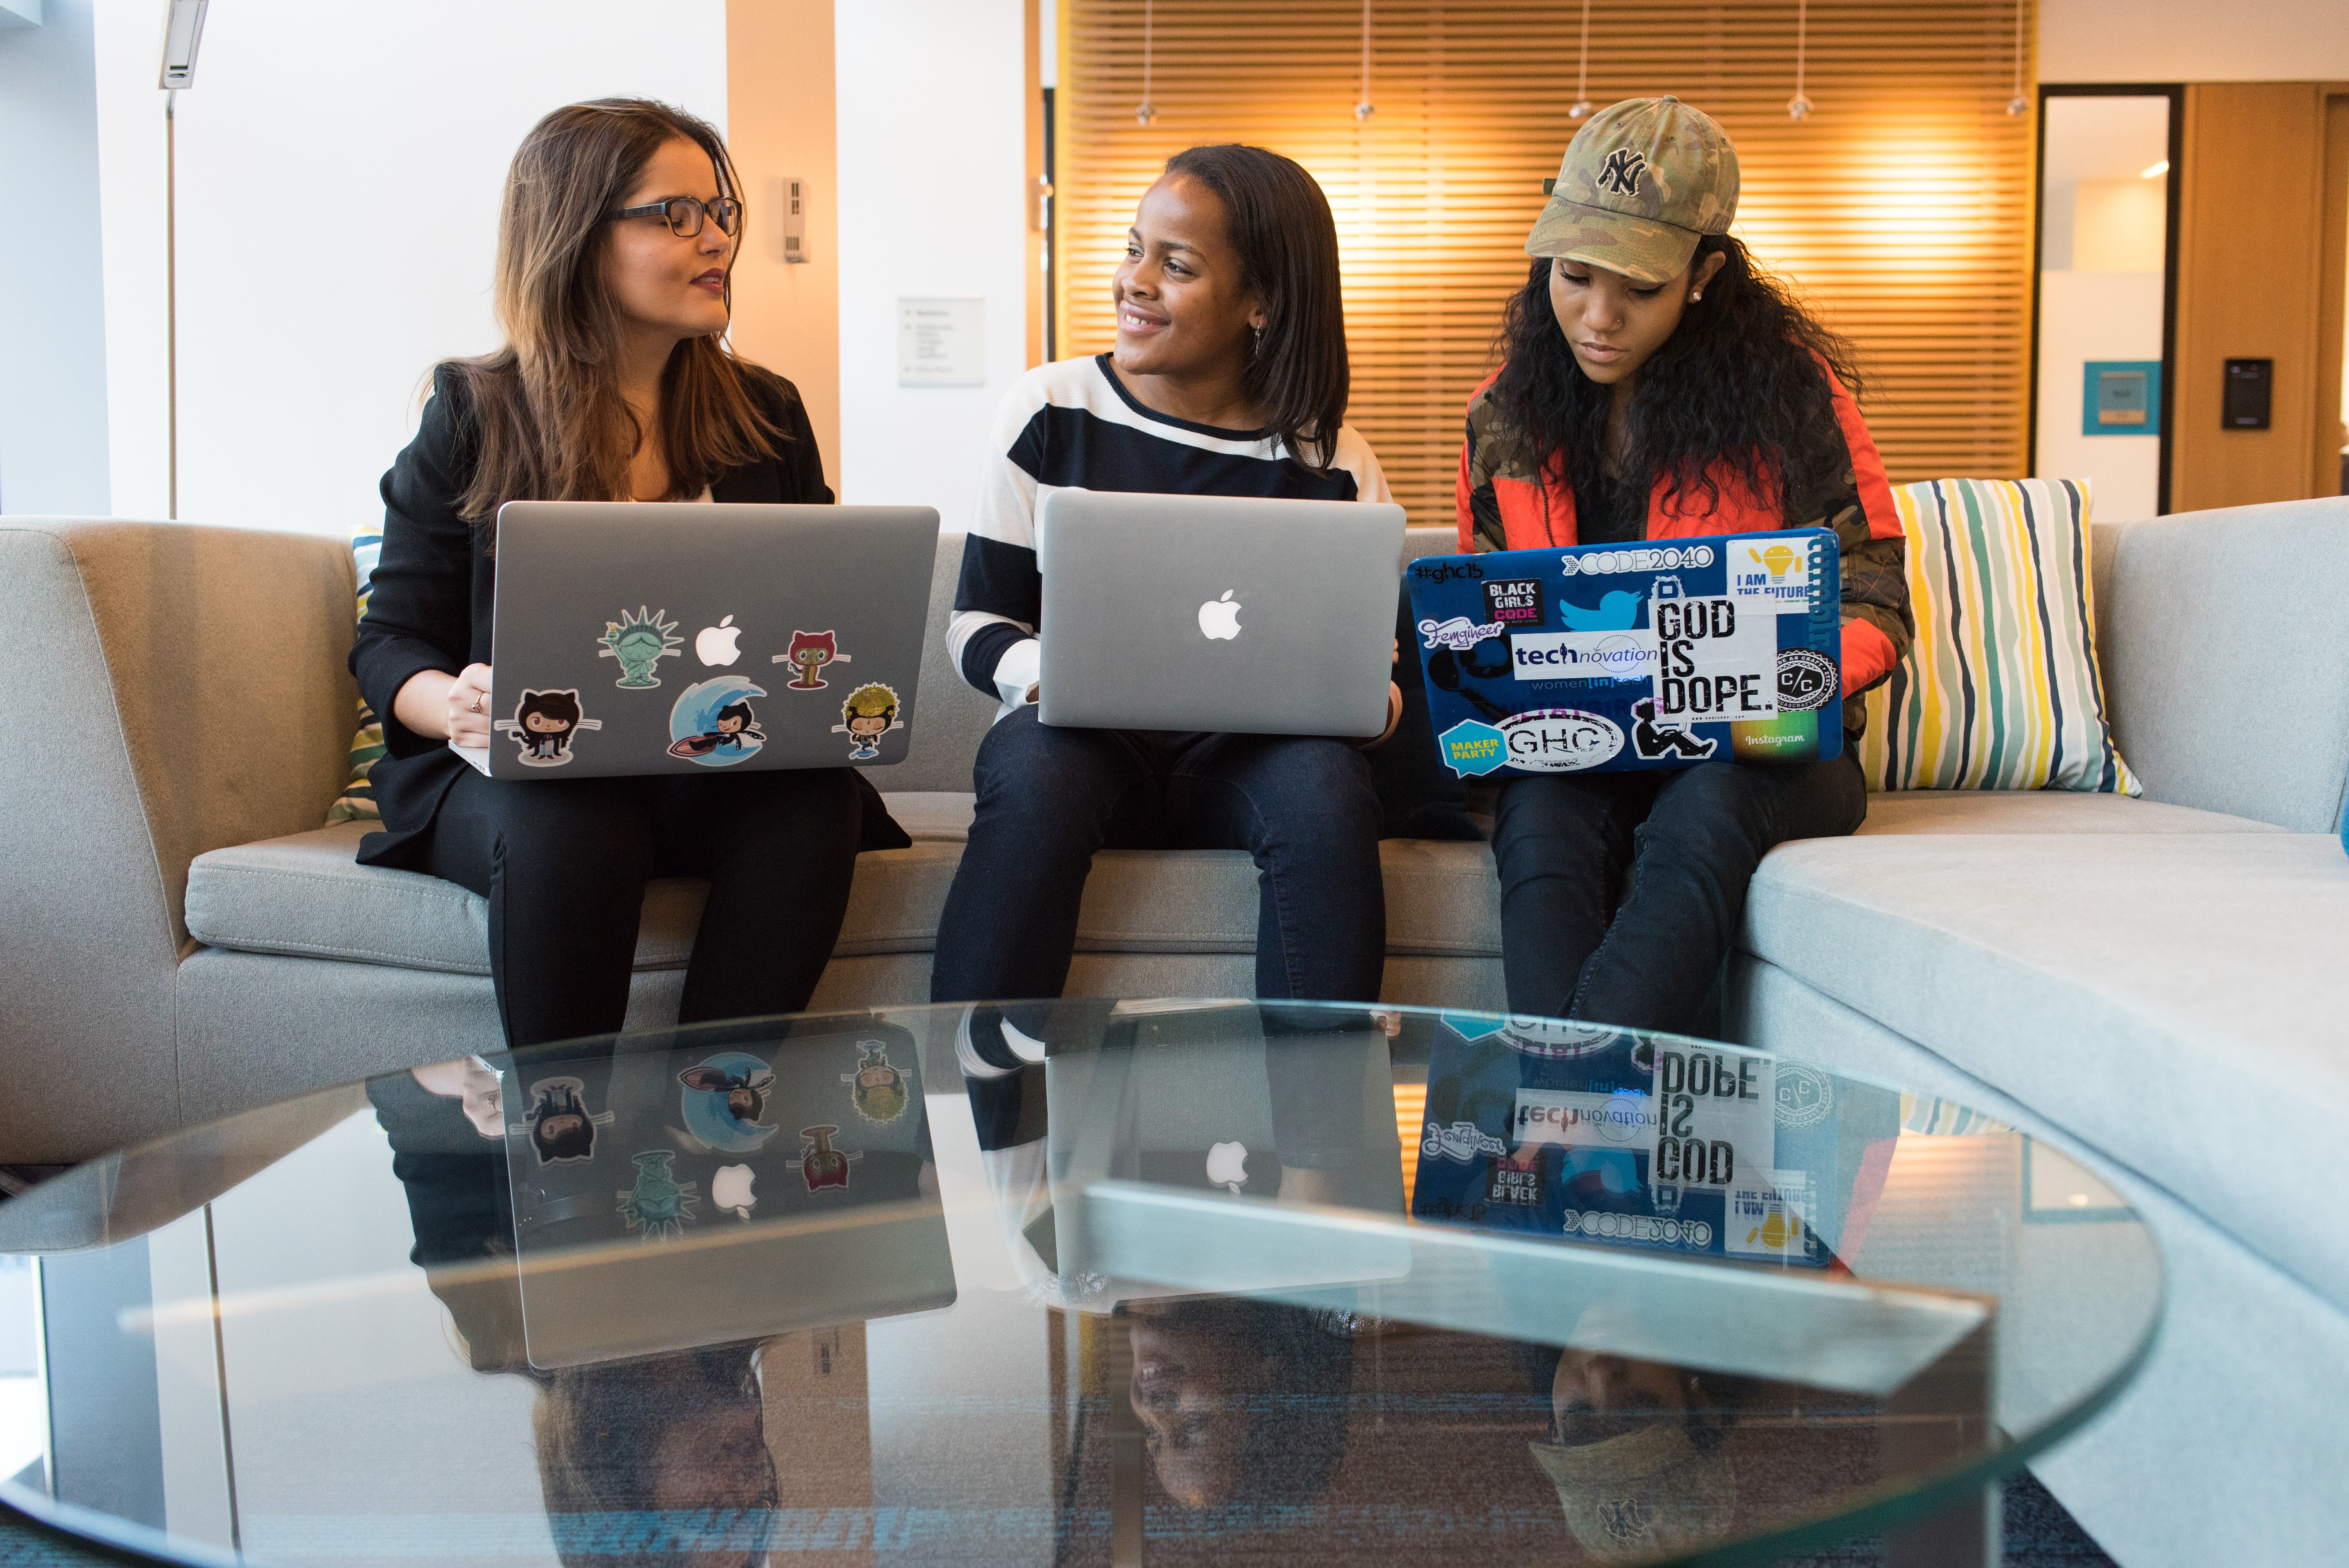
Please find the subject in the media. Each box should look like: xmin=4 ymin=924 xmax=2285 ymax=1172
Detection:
xmin=930 ymin=707 xmax=1387 ymax=1005
xmin=1490 ymin=752 xmax=1867 ymax=1033
xmin=418 ymin=765 xmax=863 ymax=1048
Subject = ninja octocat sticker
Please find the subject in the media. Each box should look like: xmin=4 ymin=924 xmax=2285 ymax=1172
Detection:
xmin=516 ymin=1076 xmax=614 ymax=1165
xmin=496 ymin=690 xmax=603 ymax=767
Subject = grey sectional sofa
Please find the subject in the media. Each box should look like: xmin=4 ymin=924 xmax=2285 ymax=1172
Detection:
xmin=4 ymin=498 xmax=2345 ymax=1567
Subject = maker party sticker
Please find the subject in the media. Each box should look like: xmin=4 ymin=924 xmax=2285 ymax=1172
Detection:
xmin=1438 ymin=719 xmax=1509 ymax=777
xmin=1495 ymin=709 xmax=1624 ymax=773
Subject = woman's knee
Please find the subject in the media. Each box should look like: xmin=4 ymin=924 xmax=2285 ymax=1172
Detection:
xmin=971 ymin=711 xmax=1137 ymax=827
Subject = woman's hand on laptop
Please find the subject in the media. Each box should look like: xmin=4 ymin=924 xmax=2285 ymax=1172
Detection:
xmin=397 ymin=664 xmax=495 ymax=744
xmin=446 ymin=664 xmax=495 ymax=745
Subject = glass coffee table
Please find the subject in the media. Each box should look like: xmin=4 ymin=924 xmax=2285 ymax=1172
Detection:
xmin=0 ymin=1001 xmax=2158 ymax=1568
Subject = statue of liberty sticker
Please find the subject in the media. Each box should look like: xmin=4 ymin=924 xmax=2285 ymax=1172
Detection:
xmin=597 ymin=606 xmax=684 ymax=688
xmin=617 ymin=1150 xmax=699 ymax=1240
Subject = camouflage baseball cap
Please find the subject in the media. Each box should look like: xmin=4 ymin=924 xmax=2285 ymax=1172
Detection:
xmin=1526 ymin=96 xmax=1740 ymax=285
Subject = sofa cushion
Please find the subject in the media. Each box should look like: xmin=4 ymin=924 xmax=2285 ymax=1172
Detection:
xmin=1858 ymin=478 xmax=2139 ymax=796
xmin=1857 ymin=789 xmax=2283 ymax=836
xmin=186 ymin=819 xmax=1506 ymax=977
xmin=1741 ymin=831 xmax=2349 ymax=1313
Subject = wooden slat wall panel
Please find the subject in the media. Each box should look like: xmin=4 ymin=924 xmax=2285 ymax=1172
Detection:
xmin=1058 ymin=0 xmax=2036 ymax=527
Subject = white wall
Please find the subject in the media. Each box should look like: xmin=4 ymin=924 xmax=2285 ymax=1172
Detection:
xmin=0 ymin=0 xmax=112 ymax=515
xmin=2041 ymin=0 xmax=2349 ymax=82
xmin=92 ymin=1 xmax=727 ymax=536
xmin=833 ymin=0 xmax=1029 ymax=533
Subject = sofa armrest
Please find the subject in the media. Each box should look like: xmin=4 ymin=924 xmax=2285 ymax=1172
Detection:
xmin=0 ymin=520 xmax=355 ymax=1161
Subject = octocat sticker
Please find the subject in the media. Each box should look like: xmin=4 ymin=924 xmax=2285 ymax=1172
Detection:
xmin=496 ymin=690 xmax=602 ymax=767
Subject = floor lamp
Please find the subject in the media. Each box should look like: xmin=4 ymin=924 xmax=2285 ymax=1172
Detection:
xmin=160 ymin=0 xmax=207 ymax=520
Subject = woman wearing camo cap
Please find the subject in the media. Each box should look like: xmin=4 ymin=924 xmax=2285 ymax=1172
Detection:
xmin=1457 ymin=97 xmax=1914 ymax=1032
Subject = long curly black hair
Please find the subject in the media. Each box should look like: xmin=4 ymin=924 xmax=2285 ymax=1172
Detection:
xmin=1487 ymin=234 xmax=1863 ymax=520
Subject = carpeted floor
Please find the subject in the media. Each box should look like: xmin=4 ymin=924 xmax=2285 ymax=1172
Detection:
xmin=0 ymin=1471 xmax=2119 ymax=1567
xmin=1770 ymin=1469 xmax=2118 ymax=1565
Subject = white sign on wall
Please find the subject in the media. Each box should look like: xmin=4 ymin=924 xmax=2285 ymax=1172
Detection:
xmin=896 ymin=296 xmax=986 ymax=387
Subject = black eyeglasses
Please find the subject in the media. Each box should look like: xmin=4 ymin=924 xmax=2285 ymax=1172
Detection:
xmin=609 ymin=194 xmax=742 ymax=238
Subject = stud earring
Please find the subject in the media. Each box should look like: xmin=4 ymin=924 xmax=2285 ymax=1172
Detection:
xmin=1690 ymin=289 xmax=1703 ymax=302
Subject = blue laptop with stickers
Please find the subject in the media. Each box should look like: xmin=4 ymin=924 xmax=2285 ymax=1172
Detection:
xmin=1404 ymin=528 xmax=1843 ymax=779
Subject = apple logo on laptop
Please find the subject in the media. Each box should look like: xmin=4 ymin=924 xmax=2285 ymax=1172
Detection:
xmin=696 ymin=615 xmax=742 ymax=666
xmin=1205 ymin=1140 xmax=1249 ymax=1193
xmin=711 ymin=1162 xmax=757 ymax=1220
xmin=1197 ymin=591 xmax=1242 ymax=641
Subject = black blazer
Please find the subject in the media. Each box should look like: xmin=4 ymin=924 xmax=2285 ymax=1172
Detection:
xmin=353 ymin=363 xmax=907 ymax=869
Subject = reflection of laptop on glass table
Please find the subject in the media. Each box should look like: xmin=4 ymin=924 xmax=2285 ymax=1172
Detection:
xmin=1405 ymin=527 xmax=1843 ymax=779
xmin=1034 ymin=489 xmax=1406 ymax=737
xmin=958 ymin=1001 xmax=1410 ymax=1312
xmin=454 ymin=500 xmax=937 ymax=779
xmin=501 ymin=1014 xmax=953 ymax=1369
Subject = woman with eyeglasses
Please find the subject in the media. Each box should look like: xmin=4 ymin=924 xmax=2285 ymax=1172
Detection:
xmin=352 ymin=99 xmax=902 ymax=1050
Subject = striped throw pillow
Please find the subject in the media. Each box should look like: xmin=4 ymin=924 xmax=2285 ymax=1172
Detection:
xmin=324 ymin=529 xmax=386 ymax=824
xmin=1858 ymin=479 xmax=2139 ymax=795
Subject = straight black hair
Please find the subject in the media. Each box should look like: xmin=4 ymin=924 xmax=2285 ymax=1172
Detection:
xmin=1162 ymin=144 xmax=1349 ymax=472
xmin=1488 ymin=234 xmax=1863 ymax=519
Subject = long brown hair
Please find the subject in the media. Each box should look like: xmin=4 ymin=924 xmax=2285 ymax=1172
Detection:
xmin=446 ymin=98 xmax=791 ymax=529
xmin=1161 ymin=144 xmax=1349 ymax=472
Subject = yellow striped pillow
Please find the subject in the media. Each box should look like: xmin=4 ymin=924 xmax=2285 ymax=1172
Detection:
xmin=1858 ymin=479 xmax=2139 ymax=795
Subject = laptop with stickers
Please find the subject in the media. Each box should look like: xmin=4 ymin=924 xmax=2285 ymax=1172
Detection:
xmin=1034 ymin=488 xmax=1407 ymax=737
xmin=1404 ymin=527 xmax=1843 ymax=780
xmin=456 ymin=501 xmax=938 ymax=780
xmin=499 ymin=1014 xmax=952 ymax=1369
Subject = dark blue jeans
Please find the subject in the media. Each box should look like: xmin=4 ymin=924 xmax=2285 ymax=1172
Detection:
xmin=1491 ymin=752 xmax=1867 ymax=1033
xmin=931 ymin=707 xmax=1387 ymax=1004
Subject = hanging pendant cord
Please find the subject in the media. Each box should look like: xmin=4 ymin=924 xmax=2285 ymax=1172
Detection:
xmin=1356 ymin=0 xmax=1374 ymax=120
xmin=1138 ymin=0 xmax=1156 ymax=125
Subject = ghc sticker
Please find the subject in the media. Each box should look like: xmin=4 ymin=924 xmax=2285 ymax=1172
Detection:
xmin=1438 ymin=719 xmax=1510 ymax=777
xmin=1496 ymin=709 xmax=1624 ymax=772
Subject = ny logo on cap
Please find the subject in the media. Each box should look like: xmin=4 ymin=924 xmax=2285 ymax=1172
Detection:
xmin=1596 ymin=148 xmax=1647 ymax=197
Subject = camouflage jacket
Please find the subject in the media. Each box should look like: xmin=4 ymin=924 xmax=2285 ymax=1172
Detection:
xmin=1454 ymin=360 xmax=1915 ymax=736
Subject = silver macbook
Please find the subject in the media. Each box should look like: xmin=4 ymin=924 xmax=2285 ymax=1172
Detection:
xmin=1034 ymin=488 xmax=1406 ymax=736
xmin=459 ymin=501 xmax=938 ymax=780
